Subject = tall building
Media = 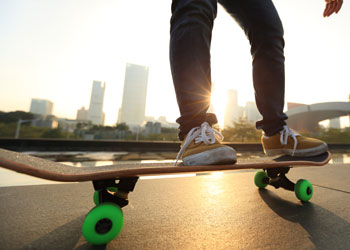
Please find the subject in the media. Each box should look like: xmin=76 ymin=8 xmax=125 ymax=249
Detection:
xmin=118 ymin=63 xmax=149 ymax=126
xmin=224 ymin=89 xmax=239 ymax=128
xmin=245 ymin=101 xmax=262 ymax=123
xmin=76 ymin=106 xmax=88 ymax=121
xmin=29 ymin=99 xmax=53 ymax=116
xmin=88 ymin=80 xmax=106 ymax=125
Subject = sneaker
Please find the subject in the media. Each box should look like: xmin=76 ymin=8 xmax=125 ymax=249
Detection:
xmin=174 ymin=122 xmax=237 ymax=166
xmin=262 ymin=125 xmax=328 ymax=157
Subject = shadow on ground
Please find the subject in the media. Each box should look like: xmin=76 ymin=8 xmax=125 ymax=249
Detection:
xmin=21 ymin=216 xmax=87 ymax=250
xmin=258 ymin=189 xmax=350 ymax=250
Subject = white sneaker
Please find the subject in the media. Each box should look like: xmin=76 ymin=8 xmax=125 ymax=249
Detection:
xmin=175 ymin=122 xmax=237 ymax=166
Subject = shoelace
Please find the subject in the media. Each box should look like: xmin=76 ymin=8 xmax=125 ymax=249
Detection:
xmin=280 ymin=125 xmax=299 ymax=156
xmin=174 ymin=122 xmax=224 ymax=166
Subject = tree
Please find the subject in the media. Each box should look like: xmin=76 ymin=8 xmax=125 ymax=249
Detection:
xmin=0 ymin=111 xmax=36 ymax=123
xmin=41 ymin=128 xmax=64 ymax=138
xmin=222 ymin=119 xmax=262 ymax=142
xmin=115 ymin=123 xmax=129 ymax=132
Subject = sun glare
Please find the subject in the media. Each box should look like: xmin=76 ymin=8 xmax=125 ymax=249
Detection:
xmin=210 ymin=86 xmax=227 ymax=127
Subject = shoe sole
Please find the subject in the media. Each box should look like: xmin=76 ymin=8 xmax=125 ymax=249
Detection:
xmin=264 ymin=143 xmax=328 ymax=157
xmin=182 ymin=147 xmax=237 ymax=166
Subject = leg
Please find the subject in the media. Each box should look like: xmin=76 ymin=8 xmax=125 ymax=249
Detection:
xmin=219 ymin=0 xmax=327 ymax=157
xmin=170 ymin=0 xmax=218 ymax=140
xmin=219 ymin=0 xmax=287 ymax=136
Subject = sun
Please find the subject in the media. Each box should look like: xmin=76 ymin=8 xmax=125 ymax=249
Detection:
xmin=210 ymin=86 xmax=227 ymax=128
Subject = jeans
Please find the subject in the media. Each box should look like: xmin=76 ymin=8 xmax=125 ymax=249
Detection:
xmin=170 ymin=0 xmax=288 ymax=140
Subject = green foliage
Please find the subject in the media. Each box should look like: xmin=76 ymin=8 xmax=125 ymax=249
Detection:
xmin=21 ymin=126 xmax=50 ymax=138
xmin=41 ymin=128 xmax=65 ymax=138
xmin=0 ymin=122 xmax=17 ymax=137
xmin=0 ymin=111 xmax=36 ymax=123
xmin=0 ymin=122 xmax=50 ymax=138
xmin=138 ymin=133 xmax=179 ymax=141
xmin=222 ymin=120 xmax=262 ymax=142
xmin=160 ymin=127 xmax=178 ymax=134
xmin=0 ymin=122 xmax=78 ymax=139
xmin=303 ymin=128 xmax=350 ymax=144
xmin=115 ymin=123 xmax=129 ymax=131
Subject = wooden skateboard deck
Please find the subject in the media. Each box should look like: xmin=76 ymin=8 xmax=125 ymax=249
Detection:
xmin=0 ymin=148 xmax=330 ymax=182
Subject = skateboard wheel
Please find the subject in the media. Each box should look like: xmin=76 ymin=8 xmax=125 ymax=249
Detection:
xmin=82 ymin=203 xmax=124 ymax=245
xmin=93 ymin=187 xmax=119 ymax=205
xmin=294 ymin=179 xmax=313 ymax=202
xmin=254 ymin=171 xmax=269 ymax=189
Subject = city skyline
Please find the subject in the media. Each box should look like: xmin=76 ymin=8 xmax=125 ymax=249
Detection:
xmin=22 ymin=86 xmax=350 ymax=129
xmin=0 ymin=0 xmax=349 ymax=126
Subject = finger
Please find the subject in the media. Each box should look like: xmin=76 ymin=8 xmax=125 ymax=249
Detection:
xmin=328 ymin=2 xmax=337 ymax=16
xmin=324 ymin=2 xmax=337 ymax=17
xmin=323 ymin=3 xmax=331 ymax=17
xmin=335 ymin=0 xmax=343 ymax=13
xmin=323 ymin=3 xmax=333 ymax=17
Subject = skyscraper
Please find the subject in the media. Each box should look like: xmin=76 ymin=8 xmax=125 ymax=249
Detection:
xmin=118 ymin=63 xmax=149 ymax=126
xmin=88 ymin=80 xmax=106 ymax=125
xmin=245 ymin=101 xmax=262 ymax=123
xmin=224 ymin=89 xmax=239 ymax=128
xmin=29 ymin=99 xmax=54 ymax=116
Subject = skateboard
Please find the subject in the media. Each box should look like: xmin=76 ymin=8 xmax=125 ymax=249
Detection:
xmin=0 ymin=148 xmax=331 ymax=245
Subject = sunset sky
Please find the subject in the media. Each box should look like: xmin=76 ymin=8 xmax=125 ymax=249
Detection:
xmin=0 ymin=0 xmax=349 ymax=126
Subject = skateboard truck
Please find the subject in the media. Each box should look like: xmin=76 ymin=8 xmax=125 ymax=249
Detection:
xmin=93 ymin=177 xmax=139 ymax=208
xmin=264 ymin=167 xmax=295 ymax=191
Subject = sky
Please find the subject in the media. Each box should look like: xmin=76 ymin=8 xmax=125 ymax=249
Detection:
xmin=0 ymin=0 xmax=349 ymax=126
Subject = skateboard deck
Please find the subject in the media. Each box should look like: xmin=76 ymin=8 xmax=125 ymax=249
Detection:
xmin=0 ymin=148 xmax=331 ymax=245
xmin=0 ymin=148 xmax=330 ymax=182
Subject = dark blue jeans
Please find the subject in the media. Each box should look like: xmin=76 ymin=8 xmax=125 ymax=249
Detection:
xmin=170 ymin=0 xmax=288 ymax=140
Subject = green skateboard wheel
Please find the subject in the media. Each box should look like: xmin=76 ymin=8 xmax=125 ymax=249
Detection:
xmin=294 ymin=179 xmax=313 ymax=202
xmin=82 ymin=203 xmax=124 ymax=245
xmin=254 ymin=171 xmax=269 ymax=189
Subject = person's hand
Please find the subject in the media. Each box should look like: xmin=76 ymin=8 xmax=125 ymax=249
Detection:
xmin=323 ymin=0 xmax=343 ymax=17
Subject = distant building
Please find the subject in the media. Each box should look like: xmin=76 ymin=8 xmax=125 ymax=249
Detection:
xmin=88 ymin=80 xmax=106 ymax=125
xmin=329 ymin=118 xmax=341 ymax=129
xmin=29 ymin=99 xmax=53 ymax=116
xmin=156 ymin=116 xmax=177 ymax=128
xmin=144 ymin=122 xmax=161 ymax=135
xmin=245 ymin=101 xmax=261 ymax=123
xmin=57 ymin=118 xmax=79 ymax=133
xmin=142 ymin=116 xmax=177 ymax=129
xmin=31 ymin=115 xmax=58 ymax=129
xmin=118 ymin=63 xmax=149 ymax=126
xmin=76 ymin=106 xmax=88 ymax=121
xmin=224 ymin=89 xmax=239 ymax=128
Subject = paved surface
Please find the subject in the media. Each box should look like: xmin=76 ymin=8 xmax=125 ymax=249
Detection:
xmin=0 ymin=163 xmax=349 ymax=250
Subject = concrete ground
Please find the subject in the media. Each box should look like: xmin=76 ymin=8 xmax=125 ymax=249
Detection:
xmin=0 ymin=161 xmax=349 ymax=249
